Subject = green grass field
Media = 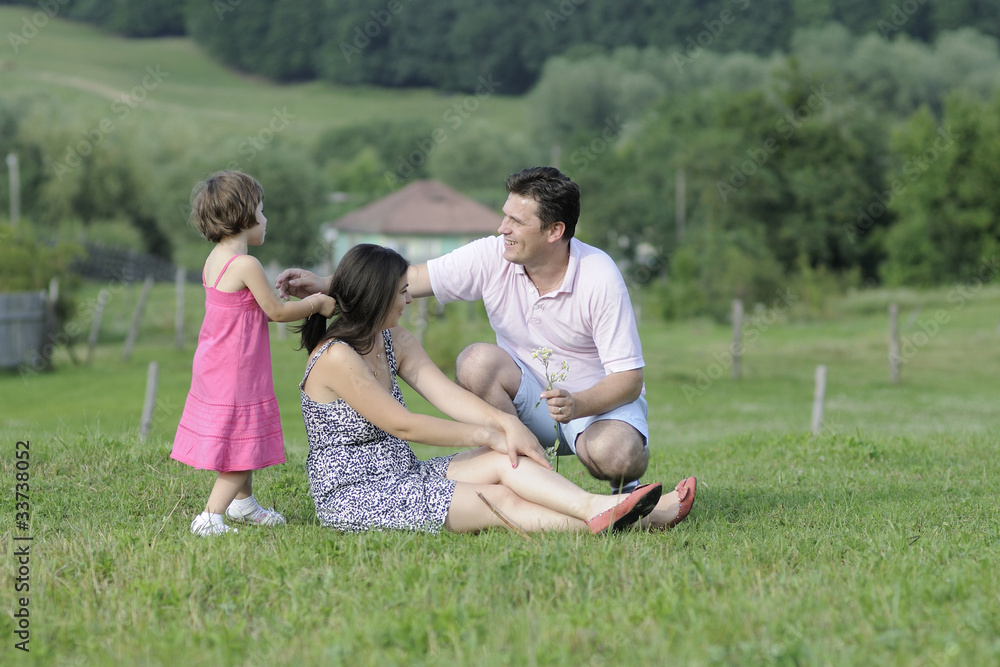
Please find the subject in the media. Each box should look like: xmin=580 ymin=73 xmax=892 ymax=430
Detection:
xmin=2 ymin=8 xmax=999 ymax=665
xmin=0 ymin=6 xmax=527 ymax=144
xmin=1 ymin=278 xmax=999 ymax=665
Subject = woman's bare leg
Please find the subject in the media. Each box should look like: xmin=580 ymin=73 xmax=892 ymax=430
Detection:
xmin=444 ymin=482 xmax=586 ymax=533
xmin=445 ymin=447 xmax=641 ymax=529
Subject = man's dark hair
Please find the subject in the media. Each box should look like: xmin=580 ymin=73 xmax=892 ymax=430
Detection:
xmin=505 ymin=167 xmax=581 ymax=240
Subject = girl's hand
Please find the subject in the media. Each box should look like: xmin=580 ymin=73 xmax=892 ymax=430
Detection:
xmin=310 ymin=293 xmax=336 ymax=318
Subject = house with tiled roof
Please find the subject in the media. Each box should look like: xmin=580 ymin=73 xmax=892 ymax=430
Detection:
xmin=322 ymin=180 xmax=501 ymax=266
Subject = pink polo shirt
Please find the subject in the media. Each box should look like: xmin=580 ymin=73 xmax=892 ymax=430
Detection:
xmin=427 ymin=236 xmax=644 ymax=394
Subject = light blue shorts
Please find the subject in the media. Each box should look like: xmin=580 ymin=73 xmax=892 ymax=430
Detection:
xmin=512 ymin=356 xmax=649 ymax=456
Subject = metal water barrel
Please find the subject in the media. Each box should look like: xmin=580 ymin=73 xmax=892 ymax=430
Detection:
xmin=0 ymin=290 xmax=47 ymax=369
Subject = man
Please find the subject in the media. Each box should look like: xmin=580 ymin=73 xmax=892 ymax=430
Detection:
xmin=278 ymin=167 xmax=694 ymax=529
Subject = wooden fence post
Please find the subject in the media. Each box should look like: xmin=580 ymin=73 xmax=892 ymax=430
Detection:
xmin=811 ymin=364 xmax=827 ymax=436
xmin=139 ymin=361 xmax=159 ymax=442
xmin=6 ymin=152 xmax=19 ymax=228
xmin=123 ymin=276 xmax=154 ymax=361
xmin=732 ymin=299 xmax=743 ymax=380
xmin=414 ymin=299 xmax=428 ymax=345
xmin=38 ymin=277 xmax=61 ymax=370
xmin=675 ymin=166 xmax=686 ymax=244
xmin=87 ymin=289 xmax=110 ymax=364
xmin=174 ymin=267 xmax=185 ymax=350
xmin=888 ymin=303 xmax=900 ymax=383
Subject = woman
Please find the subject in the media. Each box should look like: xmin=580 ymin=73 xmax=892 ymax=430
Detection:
xmin=297 ymin=244 xmax=676 ymax=534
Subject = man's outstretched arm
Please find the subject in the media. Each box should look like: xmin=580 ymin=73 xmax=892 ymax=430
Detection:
xmin=276 ymin=263 xmax=433 ymax=300
xmin=407 ymin=263 xmax=432 ymax=298
xmin=275 ymin=268 xmax=331 ymax=300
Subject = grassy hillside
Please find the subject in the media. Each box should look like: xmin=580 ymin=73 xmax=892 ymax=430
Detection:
xmin=0 ymin=6 xmax=529 ymax=270
xmin=0 ymin=6 xmax=527 ymax=144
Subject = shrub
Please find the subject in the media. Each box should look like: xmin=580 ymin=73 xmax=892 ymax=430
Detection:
xmin=0 ymin=223 xmax=81 ymax=370
xmin=661 ymin=230 xmax=786 ymax=322
xmin=0 ymin=223 xmax=80 ymax=293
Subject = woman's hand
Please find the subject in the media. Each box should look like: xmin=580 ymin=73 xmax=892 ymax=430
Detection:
xmin=491 ymin=416 xmax=551 ymax=469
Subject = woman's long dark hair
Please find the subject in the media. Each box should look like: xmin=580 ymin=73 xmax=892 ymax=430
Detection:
xmin=297 ymin=244 xmax=410 ymax=355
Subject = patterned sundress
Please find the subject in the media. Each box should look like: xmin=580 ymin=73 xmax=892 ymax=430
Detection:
xmin=300 ymin=330 xmax=456 ymax=532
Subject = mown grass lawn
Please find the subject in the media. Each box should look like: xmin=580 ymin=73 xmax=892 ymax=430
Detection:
xmin=1 ymin=280 xmax=998 ymax=665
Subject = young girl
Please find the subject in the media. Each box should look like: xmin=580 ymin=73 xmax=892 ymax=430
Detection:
xmin=172 ymin=170 xmax=335 ymax=536
xmin=298 ymin=244 xmax=671 ymax=535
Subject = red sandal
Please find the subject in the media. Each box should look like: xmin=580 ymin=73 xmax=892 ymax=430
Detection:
xmin=665 ymin=476 xmax=696 ymax=529
xmin=587 ymin=483 xmax=662 ymax=534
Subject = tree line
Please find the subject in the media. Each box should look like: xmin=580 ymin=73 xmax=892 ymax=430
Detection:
xmin=310 ymin=22 xmax=1000 ymax=314
xmin=535 ymin=25 xmax=1000 ymax=314
xmin=4 ymin=0 xmax=999 ymax=93
xmin=2 ymin=4 xmax=999 ymax=318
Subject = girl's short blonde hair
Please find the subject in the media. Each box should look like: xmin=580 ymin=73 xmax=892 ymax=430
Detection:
xmin=191 ymin=170 xmax=264 ymax=242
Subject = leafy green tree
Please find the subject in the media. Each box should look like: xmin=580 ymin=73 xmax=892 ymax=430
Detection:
xmin=56 ymin=0 xmax=184 ymax=36
xmin=792 ymin=24 xmax=1000 ymax=116
xmin=0 ymin=96 xmax=50 ymax=224
xmin=380 ymin=2 xmax=460 ymax=88
xmin=528 ymin=49 xmax=666 ymax=150
xmin=325 ymin=147 xmax=385 ymax=196
xmin=244 ymin=142 xmax=325 ymax=267
xmin=107 ymin=0 xmax=185 ymax=37
xmin=882 ymin=93 xmax=1000 ymax=284
xmin=185 ymin=0 xmax=276 ymax=77
xmin=704 ymin=77 xmax=891 ymax=276
xmin=661 ymin=224 xmax=787 ymax=321
xmin=313 ymin=0 xmax=384 ymax=86
xmin=314 ymin=119 xmax=435 ymax=171
xmin=571 ymin=88 xmax=733 ymax=271
xmin=578 ymin=65 xmax=893 ymax=309
xmin=63 ymin=135 xmax=171 ymax=257
xmin=259 ymin=0 xmax=323 ymax=80
xmin=427 ymin=121 xmax=544 ymax=192
xmin=932 ymin=29 xmax=1000 ymax=101
xmin=26 ymin=0 xmax=1000 ymax=91
xmin=793 ymin=0 xmax=836 ymax=27
xmin=60 ymin=0 xmax=114 ymax=27
xmin=447 ymin=1 xmax=545 ymax=95
xmin=312 ymin=118 xmax=439 ymax=194
xmin=931 ymin=0 xmax=1000 ymax=41
xmin=0 ymin=95 xmax=173 ymax=257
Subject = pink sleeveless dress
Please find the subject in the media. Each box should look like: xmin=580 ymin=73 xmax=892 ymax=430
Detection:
xmin=171 ymin=255 xmax=285 ymax=472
